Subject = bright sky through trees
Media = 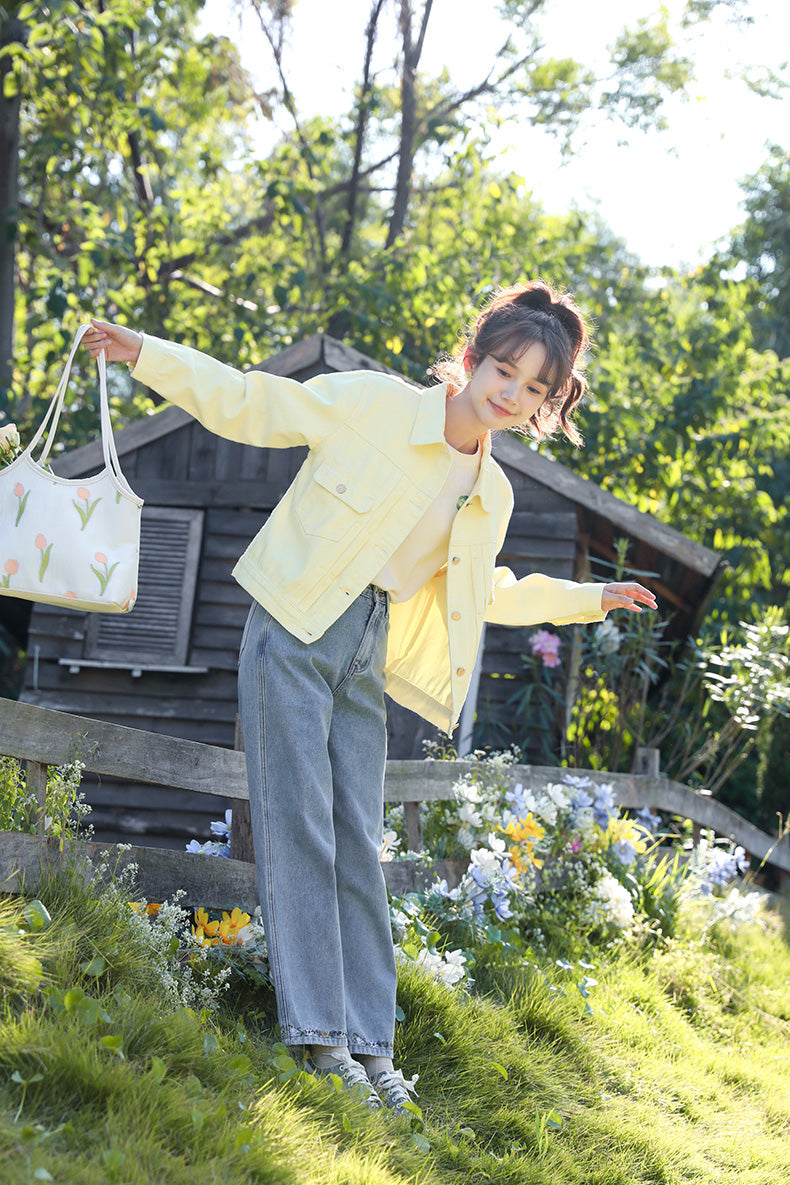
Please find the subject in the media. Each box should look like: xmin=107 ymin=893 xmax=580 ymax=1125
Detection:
xmin=199 ymin=0 xmax=788 ymax=270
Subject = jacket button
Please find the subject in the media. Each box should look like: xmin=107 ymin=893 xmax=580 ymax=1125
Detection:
xmin=451 ymin=556 xmax=461 ymax=564
xmin=451 ymin=611 xmax=461 ymax=621
xmin=456 ymin=666 xmax=465 ymax=677
xmin=336 ymin=483 xmax=347 ymax=493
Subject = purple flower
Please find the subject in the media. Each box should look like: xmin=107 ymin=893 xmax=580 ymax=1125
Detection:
xmin=529 ymin=629 xmax=562 ymax=669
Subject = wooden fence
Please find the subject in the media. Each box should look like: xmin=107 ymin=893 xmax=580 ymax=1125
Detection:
xmin=1 ymin=696 xmax=788 ymax=909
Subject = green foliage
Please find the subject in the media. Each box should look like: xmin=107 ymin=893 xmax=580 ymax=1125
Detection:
xmin=726 ymin=144 xmax=790 ymax=358
xmin=0 ymin=757 xmax=90 ymax=839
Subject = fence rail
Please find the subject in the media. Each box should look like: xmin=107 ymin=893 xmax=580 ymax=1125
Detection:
xmin=1 ymin=696 xmax=787 ymax=909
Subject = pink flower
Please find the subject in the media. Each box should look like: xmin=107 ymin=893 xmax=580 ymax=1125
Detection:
xmin=14 ymin=483 xmax=24 ymax=497
xmin=95 ymin=551 xmax=107 ymax=564
xmin=77 ymin=487 xmax=90 ymax=500
xmin=35 ymin=534 xmax=47 ymax=550
xmin=4 ymin=559 xmax=18 ymax=575
xmin=529 ymin=629 xmax=561 ymax=668
xmin=570 ymin=839 xmax=582 ymax=853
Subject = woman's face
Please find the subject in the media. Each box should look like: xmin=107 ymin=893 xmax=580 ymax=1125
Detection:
xmin=464 ymin=341 xmax=551 ymax=431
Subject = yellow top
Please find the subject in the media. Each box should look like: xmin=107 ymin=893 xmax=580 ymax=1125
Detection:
xmin=131 ymin=334 xmax=607 ymax=732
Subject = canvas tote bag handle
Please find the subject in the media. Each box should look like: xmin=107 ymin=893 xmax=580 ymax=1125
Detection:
xmin=25 ymin=323 xmax=136 ymax=499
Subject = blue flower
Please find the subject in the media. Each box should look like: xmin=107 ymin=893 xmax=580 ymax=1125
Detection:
xmin=210 ymin=808 xmax=233 ymax=838
xmin=505 ymin=783 xmax=529 ymax=815
xmin=636 ymin=806 xmax=661 ymax=832
xmin=592 ymin=785 xmax=616 ymax=828
xmin=491 ymin=888 xmax=514 ymax=921
xmin=185 ymin=838 xmax=229 ymax=857
xmin=611 ymin=839 xmax=638 ymax=866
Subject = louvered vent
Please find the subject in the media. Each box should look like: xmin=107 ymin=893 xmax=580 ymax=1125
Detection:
xmin=85 ymin=508 xmax=204 ymax=664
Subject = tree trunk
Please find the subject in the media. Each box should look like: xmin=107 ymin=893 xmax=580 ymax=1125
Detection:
xmin=340 ymin=0 xmax=386 ymax=258
xmin=385 ymin=0 xmax=433 ymax=249
xmin=0 ymin=16 xmax=26 ymax=397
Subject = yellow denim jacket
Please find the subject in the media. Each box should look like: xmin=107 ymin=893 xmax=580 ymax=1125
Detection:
xmin=132 ymin=335 xmax=606 ymax=732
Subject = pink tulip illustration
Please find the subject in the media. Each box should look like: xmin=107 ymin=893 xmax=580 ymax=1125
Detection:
xmin=65 ymin=591 xmax=77 ymax=599
xmin=91 ymin=550 xmax=118 ymax=595
xmin=121 ymin=588 xmax=137 ymax=612
xmin=35 ymin=533 xmax=52 ymax=582
xmin=72 ymin=485 xmax=101 ymax=531
xmin=2 ymin=558 xmax=18 ymax=588
xmin=14 ymin=482 xmax=28 ymax=526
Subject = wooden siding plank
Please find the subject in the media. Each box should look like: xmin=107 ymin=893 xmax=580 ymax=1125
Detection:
xmin=494 ymin=435 xmax=721 ymax=576
xmin=124 ymin=478 xmax=285 ymax=508
xmin=21 ymin=689 xmax=237 ymax=723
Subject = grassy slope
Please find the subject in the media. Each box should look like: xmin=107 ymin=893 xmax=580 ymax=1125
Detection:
xmin=1 ymin=875 xmax=788 ymax=1185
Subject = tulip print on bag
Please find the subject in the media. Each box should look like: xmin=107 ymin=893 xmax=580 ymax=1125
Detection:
xmin=0 ymin=324 xmax=143 ymax=613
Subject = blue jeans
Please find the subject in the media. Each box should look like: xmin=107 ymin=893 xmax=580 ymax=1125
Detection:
xmin=237 ymin=584 xmax=395 ymax=1055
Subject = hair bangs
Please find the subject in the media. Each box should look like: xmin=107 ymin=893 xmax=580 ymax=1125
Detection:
xmin=486 ymin=322 xmax=572 ymax=398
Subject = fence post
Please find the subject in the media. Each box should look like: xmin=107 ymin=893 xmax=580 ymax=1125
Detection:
xmin=230 ymin=715 xmax=255 ymax=863
xmin=635 ymin=747 xmax=660 ymax=777
xmin=25 ymin=760 xmax=48 ymax=824
xmin=403 ymin=802 xmax=423 ymax=853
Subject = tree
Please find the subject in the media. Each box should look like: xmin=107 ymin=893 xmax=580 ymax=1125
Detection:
xmin=727 ymin=145 xmax=790 ymax=359
xmin=2 ymin=0 xmax=743 ymax=449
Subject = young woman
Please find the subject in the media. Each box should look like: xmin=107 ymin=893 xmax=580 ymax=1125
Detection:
xmin=84 ymin=281 xmax=656 ymax=1113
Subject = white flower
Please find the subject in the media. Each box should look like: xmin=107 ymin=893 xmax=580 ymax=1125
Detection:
xmin=535 ymin=797 xmax=558 ymax=826
xmin=0 ymin=423 xmax=20 ymax=454
xmin=487 ymin=833 xmax=506 ymax=855
xmin=456 ymin=827 xmax=476 ymax=850
xmin=454 ymin=780 xmax=481 ymax=804
xmin=379 ymin=829 xmax=400 ymax=861
xmin=546 ymin=784 xmax=569 ymax=809
xmin=458 ymin=802 xmax=483 ymax=828
xmin=470 ymin=846 xmax=500 ymax=874
xmin=412 ymin=946 xmax=467 ymax=987
xmin=595 ymin=618 xmax=622 ymax=655
xmin=591 ymin=873 xmax=635 ymax=930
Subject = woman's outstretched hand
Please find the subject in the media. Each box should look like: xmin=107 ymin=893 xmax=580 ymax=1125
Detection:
xmin=601 ymin=582 xmax=657 ymax=614
xmin=83 ymin=319 xmax=143 ymax=368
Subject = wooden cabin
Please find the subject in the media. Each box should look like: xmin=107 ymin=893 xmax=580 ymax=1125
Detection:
xmin=10 ymin=333 xmax=724 ymax=848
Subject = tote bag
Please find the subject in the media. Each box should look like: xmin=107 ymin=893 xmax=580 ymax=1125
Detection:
xmin=0 ymin=323 xmax=143 ymax=613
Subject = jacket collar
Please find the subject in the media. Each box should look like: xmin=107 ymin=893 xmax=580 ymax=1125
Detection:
xmin=409 ymin=383 xmax=496 ymax=512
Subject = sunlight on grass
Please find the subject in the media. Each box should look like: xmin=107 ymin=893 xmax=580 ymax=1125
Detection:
xmin=1 ymin=867 xmax=789 ymax=1184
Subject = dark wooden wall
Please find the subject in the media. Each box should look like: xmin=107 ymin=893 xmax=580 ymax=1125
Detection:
xmin=472 ymin=465 xmax=579 ymax=756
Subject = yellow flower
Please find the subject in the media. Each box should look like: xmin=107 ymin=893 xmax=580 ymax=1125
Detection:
xmin=504 ymin=812 xmax=546 ymax=845
xmin=502 ymin=812 xmax=545 ymax=872
xmin=605 ymin=817 xmax=649 ymax=854
xmin=191 ymin=906 xmax=252 ymax=947
xmin=128 ymin=901 xmax=161 ymax=916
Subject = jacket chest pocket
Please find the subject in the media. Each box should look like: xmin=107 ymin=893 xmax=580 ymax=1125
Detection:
xmin=296 ymin=459 xmax=376 ymax=542
xmin=472 ymin=542 xmax=497 ymax=618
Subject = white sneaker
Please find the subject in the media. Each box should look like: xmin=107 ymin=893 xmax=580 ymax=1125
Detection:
xmin=304 ymin=1056 xmax=382 ymax=1110
xmin=370 ymin=1068 xmax=419 ymax=1116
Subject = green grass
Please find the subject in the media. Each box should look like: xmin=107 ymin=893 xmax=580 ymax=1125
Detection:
xmin=1 ymin=869 xmax=789 ymax=1185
